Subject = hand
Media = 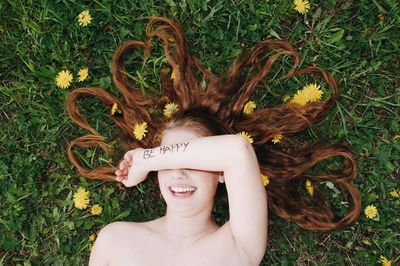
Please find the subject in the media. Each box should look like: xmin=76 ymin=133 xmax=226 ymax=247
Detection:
xmin=115 ymin=148 xmax=149 ymax=187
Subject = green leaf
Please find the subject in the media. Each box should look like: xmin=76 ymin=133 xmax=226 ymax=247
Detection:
xmin=113 ymin=209 xmax=131 ymax=221
xmin=2 ymin=237 xmax=18 ymax=251
xmin=384 ymin=161 xmax=395 ymax=172
xmin=43 ymin=226 xmax=51 ymax=234
xmin=246 ymin=24 xmax=258 ymax=31
xmin=366 ymin=193 xmax=379 ymax=202
xmin=165 ymin=0 xmax=177 ymax=7
xmin=327 ymin=29 xmax=344 ymax=43
xmin=84 ymin=219 xmax=96 ymax=230
xmin=312 ymin=7 xmax=322 ymax=22
xmin=326 ymin=181 xmax=335 ymax=189
xmin=119 ymin=27 xmax=130 ymax=39
xmin=99 ymin=77 xmax=111 ymax=88
xmin=230 ymin=48 xmax=242 ymax=58
xmin=269 ymin=29 xmax=281 ymax=40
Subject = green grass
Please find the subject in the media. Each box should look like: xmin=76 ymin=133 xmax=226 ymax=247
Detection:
xmin=1 ymin=0 xmax=399 ymax=265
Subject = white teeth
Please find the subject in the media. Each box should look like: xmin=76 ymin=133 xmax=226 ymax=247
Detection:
xmin=171 ymin=187 xmax=196 ymax=193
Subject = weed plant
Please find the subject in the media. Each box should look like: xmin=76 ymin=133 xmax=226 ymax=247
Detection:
xmin=0 ymin=0 xmax=399 ymax=265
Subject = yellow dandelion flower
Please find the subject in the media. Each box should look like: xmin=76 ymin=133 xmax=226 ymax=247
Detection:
xmin=160 ymin=96 xmax=170 ymax=103
xmin=283 ymin=95 xmax=291 ymax=103
xmin=289 ymin=83 xmax=323 ymax=105
xmin=170 ymin=70 xmax=176 ymax=80
xmin=73 ymin=187 xmax=90 ymax=210
xmin=272 ymin=134 xmax=283 ymax=144
xmin=236 ymin=131 xmax=254 ymax=144
xmin=294 ymin=0 xmax=311 ymax=14
xmin=260 ymin=173 xmax=270 ymax=186
xmin=305 ymin=179 xmax=314 ymax=196
xmin=88 ymin=243 xmax=93 ymax=251
xmin=389 ymin=190 xmax=399 ymax=198
xmin=290 ymin=91 xmax=308 ymax=105
xmin=168 ymin=37 xmax=176 ymax=42
xmin=379 ymin=255 xmax=392 ymax=266
xmin=111 ymin=103 xmax=118 ymax=116
xmin=89 ymin=204 xmax=102 ymax=215
xmin=77 ymin=68 xmax=89 ymax=82
xmin=89 ymin=234 xmax=96 ymax=241
xmin=243 ymin=101 xmax=257 ymax=114
xmin=378 ymin=14 xmax=385 ymax=20
xmin=133 ymin=122 xmax=148 ymax=140
xmin=163 ymin=102 xmax=179 ymax=118
xmin=364 ymin=205 xmax=378 ymax=219
xmin=394 ymin=135 xmax=400 ymax=140
xmin=301 ymin=83 xmax=323 ymax=102
xmin=77 ymin=10 xmax=92 ymax=26
xmin=55 ymin=70 xmax=73 ymax=89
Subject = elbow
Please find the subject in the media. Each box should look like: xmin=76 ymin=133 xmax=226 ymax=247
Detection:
xmin=247 ymin=243 xmax=267 ymax=266
xmin=237 ymin=245 xmax=267 ymax=266
xmin=231 ymin=134 xmax=256 ymax=160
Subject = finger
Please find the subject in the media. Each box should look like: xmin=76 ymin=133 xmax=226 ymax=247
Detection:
xmin=124 ymin=152 xmax=133 ymax=163
xmin=120 ymin=160 xmax=129 ymax=169
xmin=117 ymin=173 xmax=125 ymax=180
xmin=118 ymin=172 xmax=127 ymax=178
xmin=116 ymin=175 xmax=127 ymax=181
xmin=121 ymin=168 xmax=128 ymax=176
xmin=118 ymin=160 xmax=127 ymax=171
xmin=116 ymin=174 xmax=127 ymax=182
xmin=116 ymin=167 xmax=129 ymax=177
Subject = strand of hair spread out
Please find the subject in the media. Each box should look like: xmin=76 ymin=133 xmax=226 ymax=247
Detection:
xmin=66 ymin=17 xmax=361 ymax=230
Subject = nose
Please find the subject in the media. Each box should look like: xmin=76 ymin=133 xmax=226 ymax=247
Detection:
xmin=170 ymin=169 xmax=187 ymax=180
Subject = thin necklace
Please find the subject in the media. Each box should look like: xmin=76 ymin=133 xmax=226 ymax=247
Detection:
xmin=162 ymin=223 xmax=194 ymax=239
xmin=162 ymin=221 xmax=214 ymax=239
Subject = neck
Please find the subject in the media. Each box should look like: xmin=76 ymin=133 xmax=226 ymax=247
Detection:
xmin=161 ymin=207 xmax=219 ymax=240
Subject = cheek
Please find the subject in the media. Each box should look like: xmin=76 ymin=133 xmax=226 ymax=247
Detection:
xmin=157 ymin=170 xmax=170 ymax=181
xmin=157 ymin=172 xmax=168 ymax=192
xmin=194 ymin=172 xmax=219 ymax=191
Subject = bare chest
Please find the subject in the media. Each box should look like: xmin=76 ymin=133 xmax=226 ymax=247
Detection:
xmin=108 ymin=230 xmax=243 ymax=266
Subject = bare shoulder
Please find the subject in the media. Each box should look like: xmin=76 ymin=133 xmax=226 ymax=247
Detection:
xmin=97 ymin=220 xmax=155 ymax=244
xmin=88 ymin=221 xmax=148 ymax=266
xmin=100 ymin=221 xmax=142 ymax=235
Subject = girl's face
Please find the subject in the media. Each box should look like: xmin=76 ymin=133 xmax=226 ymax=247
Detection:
xmin=157 ymin=128 xmax=221 ymax=214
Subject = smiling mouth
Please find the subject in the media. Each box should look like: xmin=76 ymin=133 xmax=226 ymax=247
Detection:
xmin=169 ymin=186 xmax=197 ymax=198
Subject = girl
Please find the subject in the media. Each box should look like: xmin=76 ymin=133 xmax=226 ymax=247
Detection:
xmin=89 ymin=108 xmax=268 ymax=265
xmin=66 ymin=17 xmax=361 ymax=265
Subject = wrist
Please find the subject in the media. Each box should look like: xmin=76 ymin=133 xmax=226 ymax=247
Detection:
xmin=140 ymin=147 xmax=157 ymax=173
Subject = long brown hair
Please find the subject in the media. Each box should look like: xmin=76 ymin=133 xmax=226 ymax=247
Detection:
xmin=66 ymin=17 xmax=361 ymax=231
